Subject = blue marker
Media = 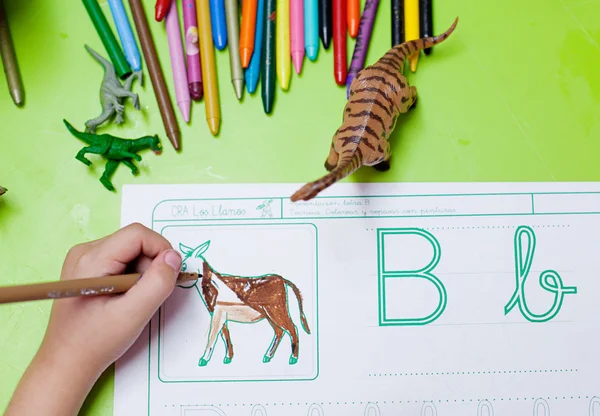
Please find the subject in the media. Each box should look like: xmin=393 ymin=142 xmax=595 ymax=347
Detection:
xmin=245 ymin=0 xmax=264 ymax=93
xmin=107 ymin=0 xmax=142 ymax=72
xmin=209 ymin=0 xmax=228 ymax=50
xmin=304 ymin=0 xmax=319 ymax=61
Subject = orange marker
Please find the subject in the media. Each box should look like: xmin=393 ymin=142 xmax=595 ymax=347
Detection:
xmin=240 ymin=0 xmax=258 ymax=68
xmin=347 ymin=0 xmax=360 ymax=38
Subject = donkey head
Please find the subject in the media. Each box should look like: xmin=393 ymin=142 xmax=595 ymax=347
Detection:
xmin=179 ymin=240 xmax=210 ymax=273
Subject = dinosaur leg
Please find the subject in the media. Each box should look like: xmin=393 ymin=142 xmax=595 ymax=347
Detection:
xmin=75 ymin=145 xmax=108 ymax=166
xmin=85 ymin=105 xmax=114 ymax=133
xmin=110 ymin=97 xmax=126 ymax=124
xmin=119 ymin=151 xmax=142 ymax=162
xmin=410 ymin=85 xmax=418 ymax=109
xmin=324 ymin=144 xmax=339 ymax=171
xmin=373 ymin=159 xmax=391 ymax=171
xmin=114 ymin=87 xmax=140 ymax=110
xmin=99 ymin=160 xmax=119 ymax=192
xmin=122 ymin=159 xmax=139 ymax=175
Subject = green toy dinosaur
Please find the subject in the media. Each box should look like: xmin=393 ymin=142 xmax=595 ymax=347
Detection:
xmin=64 ymin=119 xmax=162 ymax=192
xmin=84 ymin=45 xmax=142 ymax=133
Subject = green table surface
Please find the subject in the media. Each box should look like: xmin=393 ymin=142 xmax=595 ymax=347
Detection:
xmin=0 ymin=0 xmax=598 ymax=413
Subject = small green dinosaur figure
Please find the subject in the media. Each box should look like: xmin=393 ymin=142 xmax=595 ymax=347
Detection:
xmin=64 ymin=119 xmax=162 ymax=192
xmin=84 ymin=45 xmax=143 ymax=133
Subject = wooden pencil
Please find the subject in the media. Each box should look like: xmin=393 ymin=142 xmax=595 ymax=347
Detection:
xmin=0 ymin=0 xmax=24 ymax=106
xmin=0 ymin=272 xmax=199 ymax=304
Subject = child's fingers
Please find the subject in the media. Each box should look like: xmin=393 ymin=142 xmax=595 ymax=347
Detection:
xmin=116 ymin=249 xmax=182 ymax=324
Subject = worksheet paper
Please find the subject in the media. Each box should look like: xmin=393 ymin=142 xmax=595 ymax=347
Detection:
xmin=116 ymin=182 xmax=600 ymax=416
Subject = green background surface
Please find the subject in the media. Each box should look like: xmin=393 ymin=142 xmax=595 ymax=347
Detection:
xmin=0 ymin=0 xmax=598 ymax=414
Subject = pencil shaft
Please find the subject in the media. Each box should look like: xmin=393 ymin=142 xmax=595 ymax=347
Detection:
xmin=419 ymin=0 xmax=433 ymax=54
xmin=240 ymin=0 xmax=258 ymax=68
xmin=209 ymin=0 xmax=228 ymax=50
xmin=245 ymin=0 xmax=264 ymax=94
xmin=290 ymin=0 xmax=304 ymax=74
xmin=165 ymin=0 xmax=191 ymax=122
xmin=346 ymin=0 xmax=379 ymax=98
xmin=332 ymin=0 xmax=346 ymax=86
xmin=0 ymin=273 xmax=199 ymax=304
xmin=347 ymin=0 xmax=360 ymax=38
xmin=225 ymin=0 xmax=244 ymax=99
xmin=404 ymin=0 xmax=419 ymax=72
xmin=82 ymin=0 xmax=132 ymax=79
xmin=182 ymin=0 xmax=203 ymax=100
xmin=261 ymin=0 xmax=276 ymax=113
xmin=391 ymin=0 xmax=404 ymax=46
xmin=318 ymin=0 xmax=331 ymax=49
xmin=129 ymin=0 xmax=181 ymax=149
xmin=304 ymin=0 xmax=319 ymax=61
xmin=275 ymin=0 xmax=290 ymax=90
xmin=107 ymin=0 xmax=142 ymax=72
xmin=197 ymin=0 xmax=221 ymax=135
xmin=0 ymin=1 xmax=23 ymax=106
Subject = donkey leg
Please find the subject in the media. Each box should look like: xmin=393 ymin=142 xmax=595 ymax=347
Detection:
xmin=220 ymin=323 xmax=234 ymax=364
xmin=262 ymin=322 xmax=284 ymax=363
xmin=264 ymin=308 xmax=300 ymax=365
xmin=199 ymin=308 xmax=226 ymax=366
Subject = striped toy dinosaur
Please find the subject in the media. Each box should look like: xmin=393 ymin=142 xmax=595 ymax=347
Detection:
xmin=290 ymin=17 xmax=459 ymax=202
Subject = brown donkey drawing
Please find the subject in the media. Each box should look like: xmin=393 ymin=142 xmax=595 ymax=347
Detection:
xmin=178 ymin=240 xmax=311 ymax=366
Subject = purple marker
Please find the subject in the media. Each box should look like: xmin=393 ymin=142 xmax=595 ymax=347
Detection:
xmin=346 ymin=0 xmax=380 ymax=98
xmin=183 ymin=0 xmax=203 ymax=100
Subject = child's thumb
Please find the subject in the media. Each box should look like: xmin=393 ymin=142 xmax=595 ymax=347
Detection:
xmin=123 ymin=249 xmax=182 ymax=320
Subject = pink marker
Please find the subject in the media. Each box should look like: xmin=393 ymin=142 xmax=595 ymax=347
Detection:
xmin=290 ymin=0 xmax=304 ymax=74
xmin=182 ymin=0 xmax=203 ymax=101
xmin=165 ymin=0 xmax=191 ymax=122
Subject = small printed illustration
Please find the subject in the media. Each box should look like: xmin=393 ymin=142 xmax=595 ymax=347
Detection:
xmin=256 ymin=199 xmax=274 ymax=218
xmin=477 ymin=400 xmax=494 ymax=416
xmin=178 ymin=240 xmax=311 ymax=366
xmin=185 ymin=26 xmax=200 ymax=55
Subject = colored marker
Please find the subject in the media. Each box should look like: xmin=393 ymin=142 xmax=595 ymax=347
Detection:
xmin=224 ymin=0 xmax=244 ymax=99
xmin=346 ymin=0 xmax=379 ymax=98
xmin=209 ymin=0 xmax=227 ymax=50
xmin=261 ymin=0 xmax=276 ymax=113
xmin=290 ymin=0 xmax=304 ymax=74
xmin=419 ymin=0 xmax=433 ymax=55
xmin=276 ymin=0 xmax=290 ymax=90
xmin=347 ymin=0 xmax=360 ymax=38
xmin=245 ymin=0 xmax=264 ymax=93
xmin=332 ymin=0 xmax=346 ymax=86
xmin=318 ymin=0 xmax=332 ymax=49
xmin=182 ymin=0 xmax=203 ymax=100
xmin=108 ymin=0 xmax=142 ymax=74
xmin=391 ymin=0 xmax=404 ymax=46
xmin=82 ymin=0 xmax=131 ymax=79
xmin=0 ymin=0 xmax=24 ymax=106
xmin=165 ymin=0 xmax=191 ymax=122
xmin=404 ymin=0 xmax=419 ymax=72
xmin=304 ymin=0 xmax=319 ymax=61
xmin=240 ymin=0 xmax=257 ymax=68
xmin=155 ymin=0 xmax=171 ymax=21
xmin=197 ymin=0 xmax=221 ymax=134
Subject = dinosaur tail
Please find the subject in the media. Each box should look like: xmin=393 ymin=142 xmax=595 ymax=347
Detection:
xmin=378 ymin=17 xmax=458 ymax=68
xmin=290 ymin=150 xmax=363 ymax=202
xmin=283 ymin=278 xmax=311 ymax=334
xmin=63 ymin=119 xmax=95 ymax=145
xmin=84 ymin=44 xmax=113 ymax=70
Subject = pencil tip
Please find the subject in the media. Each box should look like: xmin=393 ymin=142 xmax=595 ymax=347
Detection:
xmin=207 ymin=117 xmax=220 ymax=135
xmin=233 ymin=79 xmax=245 ymax=100
xmin=178 ymin=102 xmax=191 ymax=123
xmin=11 ymin=89 xmax=24 ymax=107
xmin=167 ymin=131 xmax=181 ymax=150
xmin=306 ymin=45 xmax=318 ymax=61
xmin=240 ymin=48 xmax=253 ymax=68
xmin=292 ymin=52 xmax=304 ymax=74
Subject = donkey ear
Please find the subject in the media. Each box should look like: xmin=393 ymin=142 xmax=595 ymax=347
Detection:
xmin=179 ymin=243 xmax=193 ymax=256
xmin=195 ymin=240 xmax=211 ymax=257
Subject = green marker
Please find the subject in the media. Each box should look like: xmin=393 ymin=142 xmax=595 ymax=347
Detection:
xmin=82 ymin=0 xmax=131 ymax=79
xmin=261 ymin=0 xmax=276 ymax=114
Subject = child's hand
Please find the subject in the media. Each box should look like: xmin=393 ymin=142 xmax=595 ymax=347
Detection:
xmin=5 ymin=223 xmax=182 ymax=416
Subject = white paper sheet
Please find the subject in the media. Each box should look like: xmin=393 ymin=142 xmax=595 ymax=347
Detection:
xmin=116 ymin=182 xmax=600 ymax=416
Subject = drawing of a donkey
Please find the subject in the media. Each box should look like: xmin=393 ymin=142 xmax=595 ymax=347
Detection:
xmin=178 ymin=240 xmax=311 ymax=366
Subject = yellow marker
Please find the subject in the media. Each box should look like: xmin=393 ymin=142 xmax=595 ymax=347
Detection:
xmin=196 ymin=0 xmax=221 ymax=135
xmin=276 ymin=0 xmax=291 ymax=90
xmin=404 ymin=0 xmax=420 ymax=72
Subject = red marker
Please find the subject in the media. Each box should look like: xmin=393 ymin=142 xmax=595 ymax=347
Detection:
xmin=155 ymin=0 xmax=172 ymax=21
xmin=332 ymin=0 xmax=347 ymax=85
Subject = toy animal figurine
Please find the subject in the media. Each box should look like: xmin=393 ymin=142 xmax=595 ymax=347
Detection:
xmin=84 ymin=45 xmax=142 ymax=133
xmin=63 ymin=119 xmax=162 ymax=192
xmin=178 ymin=240 xmax=311 ymax=366
xmin=290 ymin=17 xmax=459 ymax=202
xmin=0 ymin=186 xmax=6 ymax=196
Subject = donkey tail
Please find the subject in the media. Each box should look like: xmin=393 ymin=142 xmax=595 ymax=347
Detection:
xmin=283 ymin=278 xmax=311 ymax=334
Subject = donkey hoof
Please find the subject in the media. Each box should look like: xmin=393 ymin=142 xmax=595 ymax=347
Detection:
xmin=289 ymin=356 xmax=298 ymax=365
xmin=223 ymin=357 xmax=232 ymax=364
xmin=198 ymin=358 xmax=209 ymax=367
xmin=262 ymin=355 xmax=272 ymax=363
